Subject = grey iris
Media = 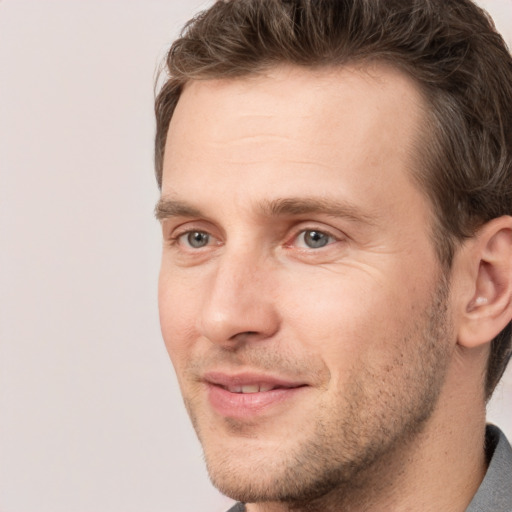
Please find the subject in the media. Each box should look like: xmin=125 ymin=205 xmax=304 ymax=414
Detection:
xmin=188 ymin=232 xmax=209 ymax=248
xmin=304 ymin=230 xmax=329 ymax=248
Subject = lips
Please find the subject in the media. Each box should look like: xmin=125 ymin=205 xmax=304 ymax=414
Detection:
xmin=204 ymin=371 xmax=305 ymax=392
xmin=203 ymin=371 xmax=308 ymax=419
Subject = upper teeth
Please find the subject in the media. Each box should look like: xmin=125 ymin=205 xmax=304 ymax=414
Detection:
xmin=228 ymin=384 xmax=275 ymax=393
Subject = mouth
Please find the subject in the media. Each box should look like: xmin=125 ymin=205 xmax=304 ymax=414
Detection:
xmin=219 ymin=383 xmax=298 ymax=393
xmin=203 ymin=371 xmax=308 ymax=419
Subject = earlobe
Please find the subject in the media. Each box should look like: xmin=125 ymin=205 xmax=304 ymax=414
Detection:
xmin=457 ymin=216 xmax=512 ymax=349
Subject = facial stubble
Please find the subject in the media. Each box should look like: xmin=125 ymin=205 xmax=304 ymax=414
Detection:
xmin=182 ymin=274 xmax=453 ymax=509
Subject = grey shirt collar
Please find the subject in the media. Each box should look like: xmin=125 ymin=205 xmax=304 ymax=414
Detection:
xmin=466 ymin=424 xmax=512 ymax=512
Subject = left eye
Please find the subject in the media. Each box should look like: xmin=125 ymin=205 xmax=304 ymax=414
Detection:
xmin=179 ymin=231 xmax=211 ymax=248
xmin=295 ymin=230 xmax=335 ymax=249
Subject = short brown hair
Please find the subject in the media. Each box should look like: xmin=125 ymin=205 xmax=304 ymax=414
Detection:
xmin=154 ymin=0 xmax=512 ymax=398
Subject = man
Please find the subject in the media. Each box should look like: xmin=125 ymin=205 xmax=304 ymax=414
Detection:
xmin=154 ymin=1 xmax=512 ymax=510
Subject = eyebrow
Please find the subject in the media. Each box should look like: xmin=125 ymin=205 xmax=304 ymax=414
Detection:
xmin=155 ymin=196 xmax=375 ymax=225
xmin=154 ymin=199 xmax=202 ymax=221
xmin=259 ymin=197 xmax=375 ymax=225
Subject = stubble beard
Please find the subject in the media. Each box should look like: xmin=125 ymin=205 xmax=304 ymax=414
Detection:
xmin=184 ymin=275 xmax=453 ymax=510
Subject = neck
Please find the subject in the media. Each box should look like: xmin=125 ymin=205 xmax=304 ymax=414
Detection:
xmin=248 ymin=351 xmax=488 ymax=512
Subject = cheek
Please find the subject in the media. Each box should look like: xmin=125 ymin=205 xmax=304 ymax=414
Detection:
xmin=280 ymin=268 xmax=419 ymax=381
xmin=158 ymin=270 xmax=199 ymax=368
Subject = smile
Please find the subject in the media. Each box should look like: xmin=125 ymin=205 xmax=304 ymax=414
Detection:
xmin=203 ymin=372 xmax=308 ymax=419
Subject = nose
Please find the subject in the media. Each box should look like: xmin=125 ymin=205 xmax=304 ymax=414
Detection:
xmin=197 ymin=250 xmax=280 ymax=348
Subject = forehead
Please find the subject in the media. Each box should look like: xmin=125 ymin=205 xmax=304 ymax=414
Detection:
xmin=161 ymin=64 xmax=428 ymax=217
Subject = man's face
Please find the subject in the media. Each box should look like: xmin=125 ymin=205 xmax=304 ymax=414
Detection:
xmin=158 ymin=65 xmax=454 ymax=504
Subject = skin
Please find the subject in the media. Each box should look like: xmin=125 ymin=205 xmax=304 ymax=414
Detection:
xmin=157 ymin=65 xmax=493 ymax=511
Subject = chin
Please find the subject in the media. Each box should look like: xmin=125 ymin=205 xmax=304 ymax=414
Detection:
xmin=199 ymin=428 xmax=317 ymax=502
xmin=202 ymin=436 xmax=363 ymax=506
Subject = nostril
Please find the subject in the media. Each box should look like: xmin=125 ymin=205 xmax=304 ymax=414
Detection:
xmin=229 ymin=331 xmax=259 ymax=339
xmin=225 ymin=330 xmax=266 ymax=346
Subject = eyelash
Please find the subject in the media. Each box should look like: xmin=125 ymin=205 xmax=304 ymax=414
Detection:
xmin=290 ymin=229 xmax=337 ymax=250
xmin=176 ymin=230 xmax=216 ymax=249
xmin=167 ymin=226 xmax=340 ymax=251
xmin=167 ymin=228 xmax=215 ymax=249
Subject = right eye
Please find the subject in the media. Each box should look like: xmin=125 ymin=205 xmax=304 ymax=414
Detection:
xmin=179 ymin=231 xmax=211 ymax=249
xmin=294 ymin=229 xmax=335 ymax=249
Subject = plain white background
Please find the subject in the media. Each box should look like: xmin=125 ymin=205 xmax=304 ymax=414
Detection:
xmin=0 ymin=1 xmax=511 ymax=511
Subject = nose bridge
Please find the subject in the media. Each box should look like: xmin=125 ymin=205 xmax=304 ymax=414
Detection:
xmin=197 ymin=241 xmax=278 ymax=345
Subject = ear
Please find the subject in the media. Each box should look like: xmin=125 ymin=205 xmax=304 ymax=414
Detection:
xmin=456 ymin=216 xmax=512 ymax=349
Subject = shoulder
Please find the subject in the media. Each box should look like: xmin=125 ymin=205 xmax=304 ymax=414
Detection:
xmin=466 ymin=425 xmax=512 ymax=512
xmin=225 ymin=503 xmax=246 ymax=512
